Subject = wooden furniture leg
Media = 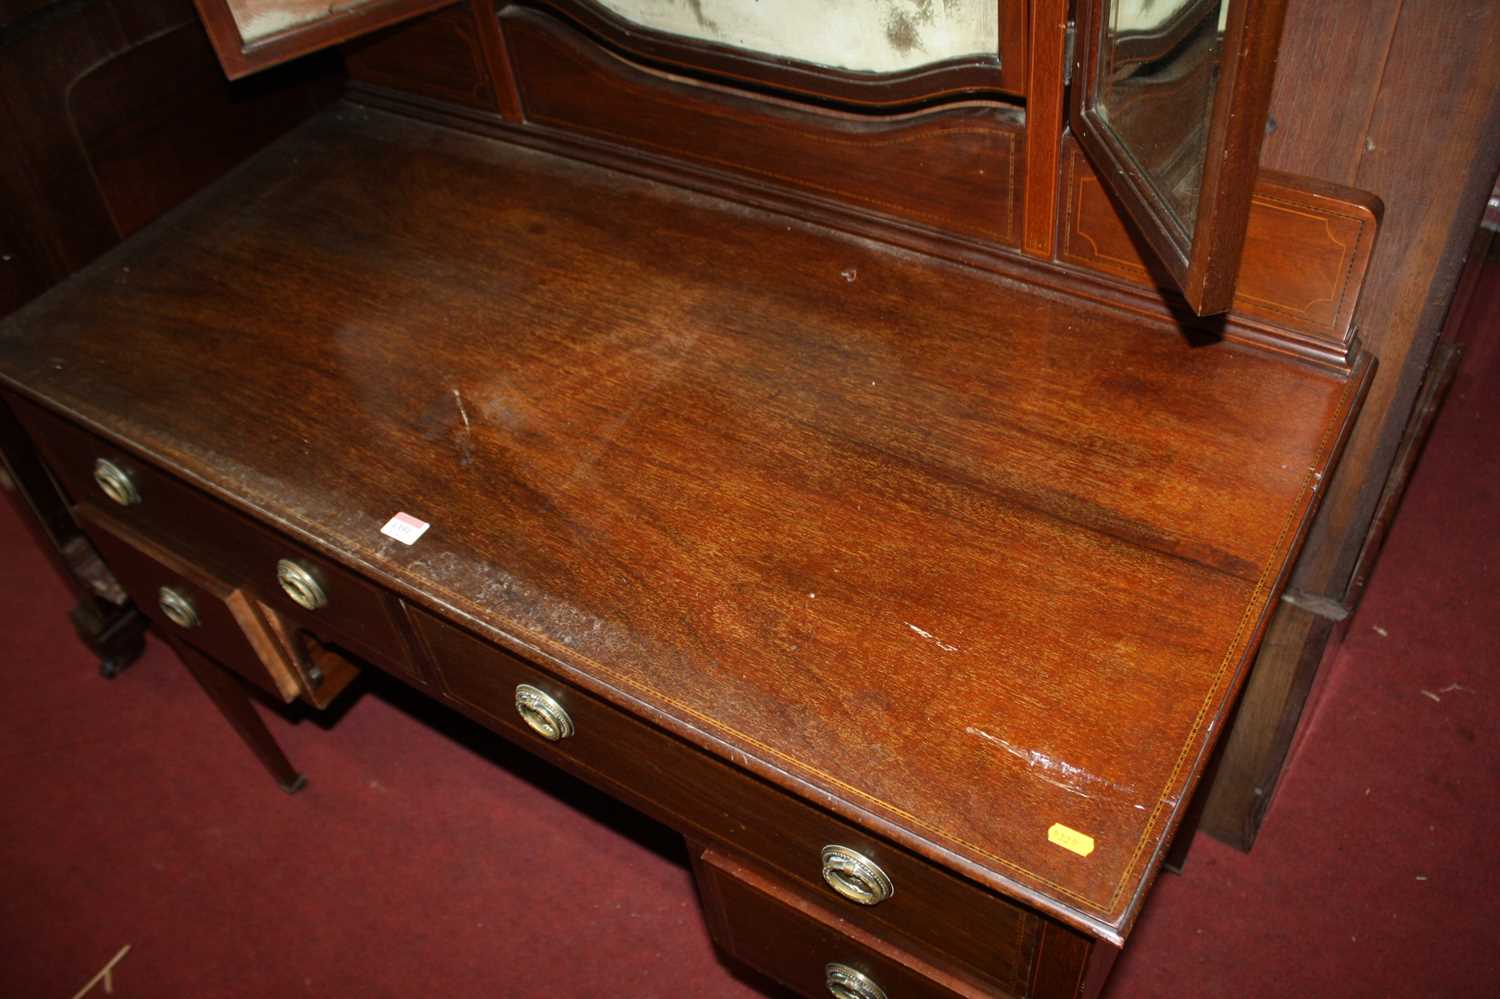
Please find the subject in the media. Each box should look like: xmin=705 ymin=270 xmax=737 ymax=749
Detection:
xmin=169 ymin=637 xmax=307 ymax=794
xmin=69 ymin=599 xmax=149 ymax=679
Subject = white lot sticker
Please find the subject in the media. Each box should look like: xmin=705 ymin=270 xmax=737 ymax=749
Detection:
xmin=381 ymin=511 xmax=430 ymax=546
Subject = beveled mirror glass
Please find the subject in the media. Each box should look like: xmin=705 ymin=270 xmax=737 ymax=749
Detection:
xmin=592 ymin=0 xmax=999 ymax=74
xmin=1072 ymin=0 xmax=1288 ymax=316
xmin=1097 ymin=0 xmax=1229 ymax=236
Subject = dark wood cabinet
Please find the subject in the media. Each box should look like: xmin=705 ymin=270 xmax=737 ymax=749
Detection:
xmin=2 ymin=1 xmax=1496 ymax=995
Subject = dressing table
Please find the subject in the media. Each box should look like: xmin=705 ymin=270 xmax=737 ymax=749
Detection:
xmin=0 ymin=2 xmax=1386 ymax=996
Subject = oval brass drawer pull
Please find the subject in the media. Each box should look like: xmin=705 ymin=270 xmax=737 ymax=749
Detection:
xmin=93 ymin=458 xmax=140 ymax=506
xmin=820 ymin=845 xmax=893 ymax=905
xmin=157 ymin=586 xmax=200 ymax=629
xmin=824 ymin=963 xmax=887 ymax=999
xmin=276 ymin=558 xmax=328 ymax=610
xmin=514 ymin=683 xmax=574 ymax=741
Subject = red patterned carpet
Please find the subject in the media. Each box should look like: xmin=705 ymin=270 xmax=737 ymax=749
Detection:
xmin=2 ymin=263 xmax=1496 ymax=997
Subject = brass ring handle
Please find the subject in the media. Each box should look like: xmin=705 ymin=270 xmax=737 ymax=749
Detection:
xmin=824 ymin=964 xmax=887 ymax=999
xmin=820 ymin=846 xmax=894 ymax=905
xmin=514 ymin=683 xmax=574 ymax=741
xmin=93 ymin=458 xmax=141 ymax=506
xmin=157 ymin=586 xmax=200 ymax=629
xmin=276 ymin=558 xmax=328 ymax=610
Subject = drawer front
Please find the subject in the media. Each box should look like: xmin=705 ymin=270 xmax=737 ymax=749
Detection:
xmin=13 ymin=396 xmax=415 ymax=679
xmin=79 ymin=505 xmax=300 ymax=701
xmin=410 ymin=606 xmax=1038 ymax=995
xmin=695 ymin=848 xmax=993 ymax=999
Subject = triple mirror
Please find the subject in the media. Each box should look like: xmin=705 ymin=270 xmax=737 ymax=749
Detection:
xmin=192 ymin=0 xmax=1286 ymax=316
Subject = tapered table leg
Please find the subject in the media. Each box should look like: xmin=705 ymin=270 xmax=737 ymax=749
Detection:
xmin=169 ymin=637 xmax=307 ymax=794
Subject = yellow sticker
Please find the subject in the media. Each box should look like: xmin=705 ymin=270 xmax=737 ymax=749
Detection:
xmin=1047 ymin=823 xmax=1095 ymax=857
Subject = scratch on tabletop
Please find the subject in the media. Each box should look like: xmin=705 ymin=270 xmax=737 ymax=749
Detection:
xmin=452 ymin=388 xmax=474 ymax=467
xmin=906 ymin=622 xmax=959 ymax=652
xmin=453 ymin=387 xmax=471 ymax=432
xmin=964 ymin=726 xmax=1138 ymax=800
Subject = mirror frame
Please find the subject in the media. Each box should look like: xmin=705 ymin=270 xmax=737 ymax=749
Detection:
xmin=192 ymin=0 xmax=452 ymax=78
xmin=1070 ymin=0 xmax=1289 ymax=316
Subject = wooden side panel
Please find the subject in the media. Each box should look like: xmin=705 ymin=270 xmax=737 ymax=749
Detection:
xmin=1272 ymin=0 xmax=1500 ymax=594
xmin=68 ymin=24 xmax=337 ymax=239
xmin=1059 ymin=138 xmax=1379 ymax=358
xmin=1028 ymin=919 xmax=1118 ymax=999
xmin=1258 ymin=0 xmax=1405 ymax=186
xmin=502 ymin=5 xmax=1024 ymax=248
xmin=344 ymin=2 xmax=497 ymax=112
xmin=0 ymin=0 xmax=335 ymax=316
xmin=1200 ymin=0 xmax=1500 ymax=850
xmin=1200 ymin=602 xmax=1334 ymax=848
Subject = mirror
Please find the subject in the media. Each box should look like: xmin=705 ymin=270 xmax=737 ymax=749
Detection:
xmin=1072 ymin=0 xmax=1289 ymax=316
xmin=1097 ymin=0 xmax=1229 ymax=237
xmin=590 ymin=0 xmax=1000 ymax=75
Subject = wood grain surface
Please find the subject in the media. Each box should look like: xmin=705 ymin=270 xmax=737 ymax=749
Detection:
xmin=0 ymin=106 xmax=1366 ymax=939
